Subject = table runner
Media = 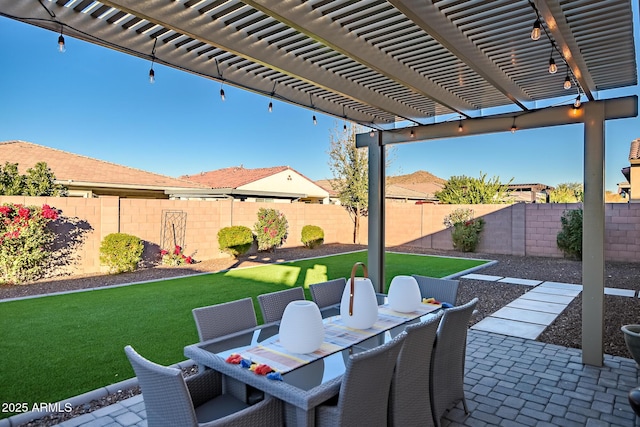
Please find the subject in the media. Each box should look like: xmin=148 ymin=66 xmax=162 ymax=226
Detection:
xmin=238 ymin=303 xmax=440 ymax=374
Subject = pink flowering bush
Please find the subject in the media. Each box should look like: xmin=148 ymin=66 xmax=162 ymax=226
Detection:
xmin=0 ymin=203 xmax=59 ymax=284
xmin=160 ymin=245 xmax=194 ymax=266
xmin=253 ymin=208 xmax=288 ymax=251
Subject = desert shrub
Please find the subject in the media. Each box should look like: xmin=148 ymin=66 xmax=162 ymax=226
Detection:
xmin=218 ymin=226 xmax=254 ymax=258
xmin=160 ymin=245 xmax=195 ymax=265
xmin=450 ymin=218 xmax=485 ymax=252
xmin=556 ymin=208 xmax=582 ymax=260
xmin=254 ymin=208 xmax=288 ymax=251
xmin=444 ymin=208 xmax=485 ymax=252
xmin=99 ymin=233 xmax=144 ymax=274
xmin=0 ymin=203 xmax=59 ymax=284
xmin=301 ymin=225 xmax=324 ymax=249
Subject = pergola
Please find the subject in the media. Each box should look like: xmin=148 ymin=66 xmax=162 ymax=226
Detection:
xmin=1 ymin=0 xmax=637 ymax=366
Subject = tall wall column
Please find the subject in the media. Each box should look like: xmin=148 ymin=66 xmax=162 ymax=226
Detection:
xmin=582 ymin=102 xmax=606 ymax=366
xmin=367 ymin=132 xmax=386 ymax=293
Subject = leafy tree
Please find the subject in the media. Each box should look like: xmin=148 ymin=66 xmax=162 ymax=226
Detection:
xmin=549 ymin=182 xmax=583 ymax=203
xmin=0 ymin=162 xmax=24 ymax=195
xmin=327 ymin=124 xmax=369 ymax=244
xmin=0 ymin=161 xmax=67 ymax=196
xmin=24 ymin=162 xmax=68 ymax=196
xmin=435 ymin=172 xmax=513 ymax=204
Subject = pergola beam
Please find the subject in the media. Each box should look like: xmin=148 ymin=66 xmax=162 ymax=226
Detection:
xmin=356 ymin=96 xmax=637 ymax=147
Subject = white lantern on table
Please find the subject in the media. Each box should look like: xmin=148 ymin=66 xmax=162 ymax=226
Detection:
xmin=279 ymin=300 xmax=325 ymax=354
xmin=388 ymin=275 xmax=422 ymax=313
xmin=340 ymin=262 xmax=379 ymax=329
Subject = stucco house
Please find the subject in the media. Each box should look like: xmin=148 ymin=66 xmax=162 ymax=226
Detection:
xmin=181 ymin=166 xmax=330 ymax=204
xmin=620 ymin=138 xmax=640 ymax=202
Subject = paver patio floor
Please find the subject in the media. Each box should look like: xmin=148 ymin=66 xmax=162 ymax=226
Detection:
xmin=36 ymin=330 xmax=639 ymax=427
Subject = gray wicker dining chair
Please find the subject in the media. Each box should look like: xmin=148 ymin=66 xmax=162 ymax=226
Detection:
xmin=124 ymin=345 xmax=283 ymax=427
xmin=411 ymin=274 xmax=460 ymax=306
xmin=192 ymin=298 xmax=263 ymax=404
xmin=257 ymin=287 xmax=305 ymax=323
xmin=192 ymin=298 xmax=257 ymax=342
xmin=388 ymin=312 xmax=443 ymax=427
xmin=315 ymin=333 xmax=406 ymax=427
xmin=309 ymin=278 xmax=347 ymax=309
xmin=430 ymin=298 xmax=479 ymax=427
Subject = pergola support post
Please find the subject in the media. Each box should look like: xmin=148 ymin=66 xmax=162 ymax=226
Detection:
xmin=367 ymin=132 xmax=385 ymax=293
xmin=582 ymin=101 xmax=606 ymax=366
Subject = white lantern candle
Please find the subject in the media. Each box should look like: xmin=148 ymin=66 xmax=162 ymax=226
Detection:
xmin=388 ymin=275 xmax=422 ymax=313
xmin=279 ymin=300 xmax=325 ymax=354
xmin=340 ymin=262 xmax=379 ymax=329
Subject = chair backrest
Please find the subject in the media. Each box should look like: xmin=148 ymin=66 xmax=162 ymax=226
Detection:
xmin=333 ymin=333 xmax=406 ymax=427
xmin=125 ymin=345 xmax=198 ymax=427
xmin=192 ymin=297 xmax=257 ymax=342
xmin=389 ymin=312 xmax=442 ymax=427
xmin=430 ymin=298 xmax=478 ymax=427
xmin=309 ymin=278 xmax=347 ymax=309
xmin=257 ymin=287 xmax=305 ymax=323
xmin=412 ymin=274 xmax=459 ymax=306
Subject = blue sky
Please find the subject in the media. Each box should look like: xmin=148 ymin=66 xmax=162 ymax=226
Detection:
xmin=1 ymin=16 xmax=639 ymax=192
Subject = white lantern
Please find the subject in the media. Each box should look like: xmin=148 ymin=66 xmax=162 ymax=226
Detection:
xmin=279 ymin=300 xmax=325 ymax=354
xmin=340 ymin=262 xmax=379 ymax=329
xmin=388 ymin=275 xmax=422 ymax=313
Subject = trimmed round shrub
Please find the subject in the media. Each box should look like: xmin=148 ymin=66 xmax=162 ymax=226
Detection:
xmin=218 ymin=226 xmax=254 ymax=258
xmin=99 ymin=233 xmax=144 ymax=274
xmin=301 ymin=225 xmax=324 ymax=249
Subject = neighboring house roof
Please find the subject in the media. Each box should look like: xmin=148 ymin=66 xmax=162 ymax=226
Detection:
xmin=508 ymin=183 xmax=554 ymax=191
xmin=392 ymin=182 xmax=444 ymax=197
xmin=386 ymin=184 xmax=433 ymax=200
xmin=629 ymin=138 xmax=640 ymax=161
xmin=181 ymin=166 xmax=328 ymax=201
xmin=315 ymin=179 xmax=339 ymax=197
xmin=182 ymin=166 xmax=292 ymax=188
xmin=0 ymin=140 xmax=207 ymax=191
xmin=315 ymin=178 xmax=442 ymax=201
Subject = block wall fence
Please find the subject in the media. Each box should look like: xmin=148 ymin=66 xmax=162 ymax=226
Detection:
xmin=2 ymin=196 xmax=639 ymax=275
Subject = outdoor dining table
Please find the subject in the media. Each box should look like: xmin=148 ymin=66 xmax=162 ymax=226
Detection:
xmin=183 ymin=298 xmax=441 ymax=427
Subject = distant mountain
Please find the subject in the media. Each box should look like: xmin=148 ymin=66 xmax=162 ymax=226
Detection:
xmin=387 ymin=170 xmax=446 ymax=185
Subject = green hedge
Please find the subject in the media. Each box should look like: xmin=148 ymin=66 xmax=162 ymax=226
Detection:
xmin=301 ymin=225 xmax=324 ymax=249
xmin=99 ymin=233 xmax=144 ymax=274
xmin=218 ymin=226 xmax=254 ymax=258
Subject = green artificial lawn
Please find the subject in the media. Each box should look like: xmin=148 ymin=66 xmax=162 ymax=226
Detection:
xmin=0 ymin=250 xmax=486 ymax=417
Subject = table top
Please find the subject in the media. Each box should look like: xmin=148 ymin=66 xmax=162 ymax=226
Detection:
xmin=184 ymin=302 xmax=440 ymax=411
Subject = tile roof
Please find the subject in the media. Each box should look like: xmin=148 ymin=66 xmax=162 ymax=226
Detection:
xmin=314 ymin=179 xmax=339 ymax=197
xmin=315 ymin=180 xmax=442 ymax=200
xmin=629 ymin=138 xmax=640 ymax=161
xmin=181 ymin=166 xmax=294 ymax=189
xmin=0 ymin=141 xmax=206 ymax=189
xmin=392 ymin=182 xmax=444 ymax=197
